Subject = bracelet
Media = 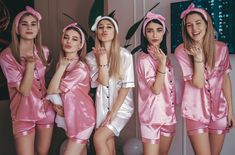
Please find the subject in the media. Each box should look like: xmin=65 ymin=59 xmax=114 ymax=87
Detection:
xmin=157 ymin=69 xmax=166 ymax=74
xmin=194 ymin=59 xmax=203 ymax=63
xmin=99 ymin=64 xmax=108 ymax=67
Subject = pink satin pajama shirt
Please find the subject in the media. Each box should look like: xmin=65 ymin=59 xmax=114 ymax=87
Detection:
xmin=59 ymin=58 xmax=95 ymax=142
xmin=0 ymin=47 xmax=55 ymax=136
xmin=175 ymin=41 xmax=231 ymax=124
xmin=136 ymin=52 xmax=176 ymax=141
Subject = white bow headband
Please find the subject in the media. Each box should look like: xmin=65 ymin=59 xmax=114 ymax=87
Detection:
xmin=91 ymin=16 xmax=119 ymax=33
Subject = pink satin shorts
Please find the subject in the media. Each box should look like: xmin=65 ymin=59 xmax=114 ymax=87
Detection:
xmin=67 ymin=126 xmax=95 ymax=144
xmin=141 ymin=124 xmax=175 ymax=144
xmin=186 ymin=117 xmax=229 ymax=135
xmin=12 ymin=109 xmax=55 ymax=138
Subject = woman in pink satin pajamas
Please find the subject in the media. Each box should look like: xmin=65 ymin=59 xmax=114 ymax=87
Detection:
xmin=136 ymin=12 xmax=176 ymax=155
xmin=174 ymin=3 xmax=235 ymax=155
xmin=0 ymin=6 xmax=55 ymax=155
xmin=47 ymin=23 xmax=95 ymax=155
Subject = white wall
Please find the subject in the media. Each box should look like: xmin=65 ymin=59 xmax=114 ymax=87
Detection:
xmin=108 ymin=0 xmax=235 ymax=155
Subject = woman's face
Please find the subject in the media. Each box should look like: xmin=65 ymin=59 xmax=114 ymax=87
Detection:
xmin=96 ymin=19 xmax=115 ymax=42
xmin=145 ymin=22 xmax=164 ymax=47
xmin=185 ymin=13 xmax=207 ymax=45
xmin=18 ymin=15 xmax=39 ymax=40
xmin=61 ymin=29 xmax=82 ymax=54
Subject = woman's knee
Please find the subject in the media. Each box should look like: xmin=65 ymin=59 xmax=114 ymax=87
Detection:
xmin=93 ymin=131 xmax=106 ymax=145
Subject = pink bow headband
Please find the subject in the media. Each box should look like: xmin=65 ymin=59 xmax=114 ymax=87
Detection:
xmin=15 ymin=6 xmax=42 ymax=34
xmin=63 ymin=22 xmax=85 ymax=46
xmin=91 ymin=16 xmax=119 ymax=33
xmin=180 ymin=3 xmax=207 ymax=24
xmin=143 ymin=12 xmax=166 ymax=36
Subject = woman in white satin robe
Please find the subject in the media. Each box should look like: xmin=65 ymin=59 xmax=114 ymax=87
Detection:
xmin=86 ymin=16 xmax=135 ymax=155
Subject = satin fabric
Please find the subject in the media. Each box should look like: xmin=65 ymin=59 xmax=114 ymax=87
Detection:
xmin=59 ymin=58 xmax=95 ymax=140
xmin=142 ymin=124 xmax=175 ymax=144
xmin=12 ymin=107 xmax=55 ymax=137
xmin=86 ymin=47 xmax=135 ymax=136
xmin=0 ymin=47 xmax=55 ymax=121
xmin=186 ymin=117 xmax=228 ymax=135
xmin=175 ymin=41 xmax=231 ymax=123
xmin=136 ymin=52 xmax=176 ymax=140
xmin=46 ymin=94 xmax=67 ymax=130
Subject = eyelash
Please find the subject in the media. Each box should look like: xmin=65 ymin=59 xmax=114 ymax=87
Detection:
xmin=64 ymin=36 xmax=78 ymax=41
xmin=146 ymin=29 xmax=163 ymax=33
xmin=98 ymin=26 xmax=113 ymax=29
xmin=186 ymin=22 xmax=201 ymax=27
xmin=20 ymin=23 xmax=37 ymax=26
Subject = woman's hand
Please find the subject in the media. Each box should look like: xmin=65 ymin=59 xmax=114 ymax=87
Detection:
xmin=53 ymin=104 xmax=64 ymax=117
xmin=148 ymin=46 xmax=166 ymax=64
xmin=227 ymin=111 xmax=235 ymax=128
xmin=25 ymin=56 xmax=36 ymax=68
xmin=59 ymin=57 xmax=71 ymax=67
xmin=100 ymin=110 xmax=117 ymax=127
xmin=188 ymin=46 xmax=203 ymax=62
xmin=93 ymin=47 xmax=108 ymax=64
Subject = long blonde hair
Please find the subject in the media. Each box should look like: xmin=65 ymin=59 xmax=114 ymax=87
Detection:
xmin=10 ymin=13 xmax=47 ymax=66
xmin=95 ymin=19 xmax=121 ymax=79
xmin=181 ymin=11 xmax=216 ymax=69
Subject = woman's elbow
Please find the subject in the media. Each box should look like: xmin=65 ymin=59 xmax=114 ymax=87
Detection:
xmin=19 ymin=89 xmax=30 ymax=96
xmin=192 ymin=80 xmax=204 ymax=89
xmin=47 ymin=90 xmax=53 ymax=94
xmin=47 ymin=88 xmax=60 ymax=94
xmin=98 ymin=78 xmax=109 ymax=86
xmin=151 ymin=87 xmax=161 ymax=95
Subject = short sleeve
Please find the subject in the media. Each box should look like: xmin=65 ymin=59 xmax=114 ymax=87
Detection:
xmin=221 ymin=45 xmax=232 ymax=74
xmin=60 ymin=63 xmax=88 ymax=92
xmin=86 ymin=52 xmax=98 ymax=88
xmin=174 ymin=44 xmax=193 ymax=81
xmin=136 ymin=53 xmax=156 ymax=88
xmin=121 ymin=49 xmax=135 ymax=88
xmin=0 ymin=49 xmax=23 ymax=88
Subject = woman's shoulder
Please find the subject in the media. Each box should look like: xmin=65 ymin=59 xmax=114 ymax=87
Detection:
xmin=86 ymin=51 xmax=95 ymax=59
xmin=215 ymin=41 xmax=230 ymax=58
xmin=42 ymin=46 xmax=49 ymax=51
xmin=174 ymin=43 xmax=188 ymax=58
xmin=78 ymin=60 xmax=88 ymax=68
xmin=136 ymin=51 xmax=150 ymax=62
xmin=42 ymin=46 xmax=50 ymax=55
xmin=215 ymin=41 xmax=227 ymax=49
xmin=0 ymin=47 xmax=13 ymax=60
xmin=174 ymin=43 xmax=185 ymax=53
xmin=120 ymin=47 xmax=133 ymax=58
xmin=120 ymin=47 xmax=130 ymax=54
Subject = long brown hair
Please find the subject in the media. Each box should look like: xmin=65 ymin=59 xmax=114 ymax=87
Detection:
xmin=10 ymin=13 xmax=47 ymax=66
xmin=181 ymin=11 xmax=216 ymax=69
xmin=95 ymin=19 xmax=121 ymax=79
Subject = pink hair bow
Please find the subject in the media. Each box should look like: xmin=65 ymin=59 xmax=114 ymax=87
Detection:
xmin=15 ymin=6 xmax=42 ymax=34
xmin=143 ymin=12 xmax=166 ymax=36
xmin=63 ymin=22 xmax=78 ymax=33
xmin=62 ymin=22 xmax=85 ymax=46
xmin=180 ymin=3 xmax=207 ymax=21
xmin=25 ymin=6 xmax=42 ymax=20
xmin=146 ymin=12 xmax=165 ymax=22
